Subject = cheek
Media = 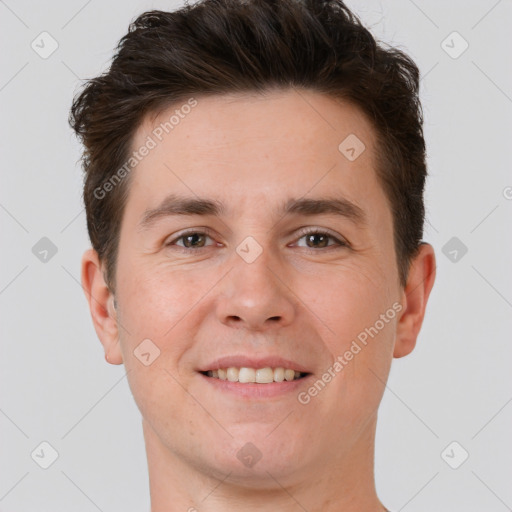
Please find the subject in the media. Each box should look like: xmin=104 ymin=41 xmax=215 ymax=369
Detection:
xmin=301 ymin=266 xmax=394 ymax=342
xmin=117 ymin=261 xmax=200 ymax=335
xmin=298 ymin=264 xmax=398 ymax=406
xmin=113 ymin=274 xmax=195 ymax=393
xmin=115 ymin=270 xmax=196 ymax=413
xmin=298 ymin=270 xmax=396 ymax=426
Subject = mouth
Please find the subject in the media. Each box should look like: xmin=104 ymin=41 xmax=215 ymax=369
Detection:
xmin=199 ymin=367 xmax=310 ymax=383
xmin=197 ymin=356 xmax=312 ymax=398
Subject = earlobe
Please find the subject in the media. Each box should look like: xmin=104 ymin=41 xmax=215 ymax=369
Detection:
xmin=393 ymin=243 xmax=436 ymax=359
xmin=81 ymin=248 xmax=124 ymax=365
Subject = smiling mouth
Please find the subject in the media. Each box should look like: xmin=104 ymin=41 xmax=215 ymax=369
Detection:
xmin=200 ymin=367 xmax=310 ymax=383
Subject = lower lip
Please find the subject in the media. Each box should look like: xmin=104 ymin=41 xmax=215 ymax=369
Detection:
xmin=199 ymin=373 xmax=311 ymax=399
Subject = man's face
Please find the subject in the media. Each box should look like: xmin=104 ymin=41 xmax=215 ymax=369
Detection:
xmin=108 ymin=90 xmax=405 ymax=483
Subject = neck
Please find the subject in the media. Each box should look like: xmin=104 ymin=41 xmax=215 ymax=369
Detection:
xmin=143 ymin=414 xmax=386 ymax=512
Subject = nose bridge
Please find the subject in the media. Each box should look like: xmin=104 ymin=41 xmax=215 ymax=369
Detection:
xmin=215 ymin=238 xmax=295 ymax=330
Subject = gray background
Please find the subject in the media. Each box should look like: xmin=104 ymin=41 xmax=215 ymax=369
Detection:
xmin=1 ymin=0 xmax=511 ymax=510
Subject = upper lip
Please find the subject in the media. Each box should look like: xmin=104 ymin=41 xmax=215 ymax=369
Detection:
xmin=197 ymin=355 xmax=312 ymax=374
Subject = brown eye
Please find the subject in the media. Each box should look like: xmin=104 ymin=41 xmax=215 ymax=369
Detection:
xmin=304 ymin=232 xmax=330 ymax=248
xmin=181 ymin=233 xmax=207 ymax=248
xmin=295 ymin=229 xmax=347 ymax=250
xmin=166 ymin=230 xmax=215 ymax=249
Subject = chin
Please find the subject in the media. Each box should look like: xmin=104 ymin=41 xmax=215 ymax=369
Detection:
xmin=207 ymin=432 xmax=308 ymax=485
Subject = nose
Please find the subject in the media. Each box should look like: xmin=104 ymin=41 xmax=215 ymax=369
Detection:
xmin=215 ymin=248 xmax=296 ymax=332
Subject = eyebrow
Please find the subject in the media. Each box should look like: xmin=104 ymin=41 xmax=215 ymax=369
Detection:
xmin=138 ymin=193 xmax=367 ymax=231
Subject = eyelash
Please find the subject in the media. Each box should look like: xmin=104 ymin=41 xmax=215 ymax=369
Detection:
xmin=165 ymin=227 xmax=348 ymax=252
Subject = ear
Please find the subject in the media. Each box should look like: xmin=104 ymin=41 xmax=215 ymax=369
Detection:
xmin=394 ymin=243 xmax=436 ymax=358
xmin=81 ymin=248 xmax=123 ymax=365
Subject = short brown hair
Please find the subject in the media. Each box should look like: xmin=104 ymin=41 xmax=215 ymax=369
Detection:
xmin=69 ymin=0 xmax=427 ymax=292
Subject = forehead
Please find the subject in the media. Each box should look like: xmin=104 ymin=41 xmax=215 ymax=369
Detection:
xmin=126 ymin=89 xmax=390 ymax=228
xmin=137 ymin=90 xmax=376 ymax=163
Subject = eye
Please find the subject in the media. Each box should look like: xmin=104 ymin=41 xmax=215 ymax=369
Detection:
xmin=164 ymin=227 xmax=348 ymax=252
xmin=293 ymin=228 xmax=348 ymax=250
xmin=165 ymin=230 xmax=217 ymax=250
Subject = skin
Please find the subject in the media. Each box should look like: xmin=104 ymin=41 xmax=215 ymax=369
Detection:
xmin=82 ymin=89 xmax=435 ymax=511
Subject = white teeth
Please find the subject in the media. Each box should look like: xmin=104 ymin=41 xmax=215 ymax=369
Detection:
xmin=274 ymin=367 xmax=285 ymax=382
xmin=205 ymin=366 xmax=305 ymax=383
xmin=239 ymin=367 xmax=256 ymax=383
xmin=284 ymin=369 xmax=295 ymax=381
xmin=255 ymin=367 xmax=274 ymax=383
xmin=227 ymin=367 xmax=239 ymax=382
